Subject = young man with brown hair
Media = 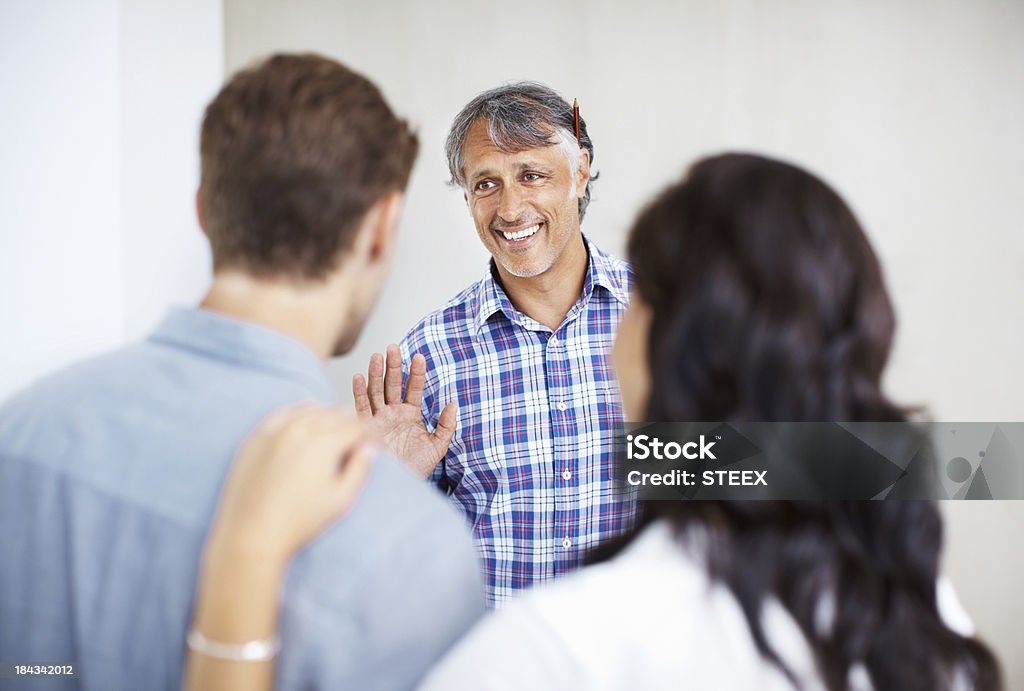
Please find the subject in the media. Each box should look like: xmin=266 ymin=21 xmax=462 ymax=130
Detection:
xmin=0 ymin=53 xmax=483 ymax=691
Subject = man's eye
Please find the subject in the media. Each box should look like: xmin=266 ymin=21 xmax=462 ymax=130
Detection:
xmin=523 ymin=173 xmax=542 ymax=182
xmin=476 ymin=180 xmax=495 ymax=191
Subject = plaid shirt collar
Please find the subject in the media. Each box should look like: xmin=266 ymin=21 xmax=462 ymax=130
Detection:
xmin=473 ymin=235 xmax=629 ymax=334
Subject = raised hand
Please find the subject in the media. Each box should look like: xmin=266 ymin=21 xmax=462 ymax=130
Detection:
xmin=352 ymin=344 xmax=458 ymax=479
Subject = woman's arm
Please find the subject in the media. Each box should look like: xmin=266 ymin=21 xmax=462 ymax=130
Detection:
xmin=182 ymin=406 xmax=372 ymax=691
xmin=183 ymin=532 xmax=287 ymax=691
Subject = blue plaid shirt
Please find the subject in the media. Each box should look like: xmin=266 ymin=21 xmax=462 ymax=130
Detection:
xmin=401 ymin=237 xmax=638 ymax=606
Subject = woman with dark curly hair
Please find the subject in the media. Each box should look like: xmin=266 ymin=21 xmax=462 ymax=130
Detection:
xmin=185 ymin=153 xmax=1002 ymax=691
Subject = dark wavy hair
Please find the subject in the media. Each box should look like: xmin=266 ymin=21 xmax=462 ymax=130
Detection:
xmin=621 ymin=153 xmax=1001 ymax=690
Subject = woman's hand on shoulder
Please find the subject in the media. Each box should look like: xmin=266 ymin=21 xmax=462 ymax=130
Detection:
xmin=206 ymin=405 xmax=373 ymax=569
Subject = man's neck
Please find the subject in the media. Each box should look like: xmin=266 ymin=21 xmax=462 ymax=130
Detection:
xmin=200 ymin=270 xmax=346 ymax=361
xmin=496 ymin=234 xmax=589 ymax=331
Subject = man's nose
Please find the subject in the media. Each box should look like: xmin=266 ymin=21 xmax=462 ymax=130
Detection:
xmin=496 ymin=185 xmax=525 ymax=224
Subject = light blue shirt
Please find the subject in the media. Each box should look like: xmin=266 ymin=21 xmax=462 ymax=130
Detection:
xmin=0 ymin=307 xmax=485 ymax=691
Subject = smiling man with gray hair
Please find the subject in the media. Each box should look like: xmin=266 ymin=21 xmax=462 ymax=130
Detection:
xmin=355 ymin=82 xmax=637 ymax=607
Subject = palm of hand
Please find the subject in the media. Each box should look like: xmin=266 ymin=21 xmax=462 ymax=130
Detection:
xmin=365 ymin=401 xmax=440 ymax=477
xmin=352 ymin=344 xmax=458 ymax=479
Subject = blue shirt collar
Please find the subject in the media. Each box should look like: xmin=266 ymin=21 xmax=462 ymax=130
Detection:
xmin=148 ymin=307 xmax=334 ymax=401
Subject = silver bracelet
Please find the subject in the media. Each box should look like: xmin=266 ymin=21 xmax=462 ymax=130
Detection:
xmin=186 ymin=629 xmax=280 ymax=662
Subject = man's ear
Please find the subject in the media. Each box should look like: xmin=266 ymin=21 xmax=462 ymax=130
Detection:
xmin=364 ymin=190 xmax=404 ymax=263
xmin=195 ymin=187 xmax=207 ymax=236
xmin=576 ymin=149 xmax=591 ymax=199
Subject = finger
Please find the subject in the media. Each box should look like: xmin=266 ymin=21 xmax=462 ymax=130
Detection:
xmin=352 ymin=374 xmax=372 ymax=419
xmin=305 ymin=407 xmax=361 ymax=433
xmin=383 ymin=344 xmax=403 ymax=405
xmin=431 ymin=402 xmax=459 ymax=457
xmin=297 ymin=415 xmax=367 ymax=474
xmin=306 ymin=432 xmax=372 ymax=525
xmin=329 ymin=442 xmax=373 ymax=512
xmin=233 ymin=406 xmax=342 ymax=485
xmin=404 ymin=353 xmax=426 ymax=408
xmin=325 ymin=412 xmax=366 ymax=443
xmin=243 ymin=404 xmax=327 ymax=458
xmin=255 ymin=402 xmax=322 ymax=437
xmin=277 ymin=404 xmax=344 ymax=444
xmin=366 ymin=352 xmax=385 ymax=413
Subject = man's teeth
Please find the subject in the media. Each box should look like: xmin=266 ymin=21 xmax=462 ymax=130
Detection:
xmin=502 ymin=224 xmax=541 ymax=241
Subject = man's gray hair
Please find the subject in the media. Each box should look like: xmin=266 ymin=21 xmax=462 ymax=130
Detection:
xmin=445 ymin=81 xmax=597 ymax=222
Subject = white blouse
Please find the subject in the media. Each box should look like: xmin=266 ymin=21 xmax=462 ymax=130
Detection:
xmin=420 ymin=520 xmax=973 ymax=691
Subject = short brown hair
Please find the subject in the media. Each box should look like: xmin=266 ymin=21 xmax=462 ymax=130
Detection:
xmin=200 ymin=53 xmax=418 ymax=280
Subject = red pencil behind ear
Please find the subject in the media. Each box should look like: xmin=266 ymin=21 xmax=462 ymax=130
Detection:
xmin=573 ymin=98 xmax=580 ymax=146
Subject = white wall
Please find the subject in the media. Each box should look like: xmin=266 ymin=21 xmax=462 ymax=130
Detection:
xmin=120 ymin=0 xmax=223 ymax=341
xmin=0 ymin=0 xmax=125 ymax=395
xmin=224 ymin=0 xmax=1024 ymax=681
xmin=0 ymin=0 xmax=222 ymax=398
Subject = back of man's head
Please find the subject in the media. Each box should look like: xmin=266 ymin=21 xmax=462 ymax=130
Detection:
xmin=199 ymin=53 xmax=418 ymax=281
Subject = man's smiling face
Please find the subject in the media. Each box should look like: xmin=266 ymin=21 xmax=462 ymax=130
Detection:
xmin=462 ymin=118 xmax=589 ymax=279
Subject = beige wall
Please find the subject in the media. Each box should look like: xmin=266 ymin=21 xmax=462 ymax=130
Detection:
xmin=225 ymin=0 xmax=1023 ymax=681
xmin=943 ymin=501 xmax=1023 ymax=683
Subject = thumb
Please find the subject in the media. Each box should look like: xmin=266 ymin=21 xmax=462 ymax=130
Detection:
xmin=320 ymin=442 xmax=373 ymax=519
xmin=431 ymin=402 xmax=459 ymax=457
